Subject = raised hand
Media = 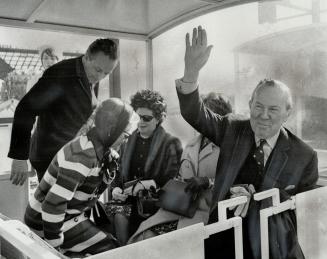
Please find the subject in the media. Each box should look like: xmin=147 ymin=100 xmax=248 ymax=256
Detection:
xmin=183 ymin=26 xmax=213 ymax=83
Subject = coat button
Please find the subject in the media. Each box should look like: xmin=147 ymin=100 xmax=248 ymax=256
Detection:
xmin=74 ymin=217 xmax=78 ymax=222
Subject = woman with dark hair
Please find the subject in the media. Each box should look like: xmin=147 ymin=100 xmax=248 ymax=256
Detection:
xmin=107 ymin=89 xmax=183 ymax=245
xmin=24 ymin=98 xmax=133 ymax=256
xmin=128 ymin=92 xmax=232 ymax=243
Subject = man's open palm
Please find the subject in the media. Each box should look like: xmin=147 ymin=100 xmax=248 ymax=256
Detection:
xmin=184 ymin=26 xmax=213 ymax=81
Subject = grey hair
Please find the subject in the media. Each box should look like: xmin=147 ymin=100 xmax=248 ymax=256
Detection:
xmin=201 ymin=92 xmax=232 ymax=115
xmin=250 ymin=79 xmax=293 ymax=110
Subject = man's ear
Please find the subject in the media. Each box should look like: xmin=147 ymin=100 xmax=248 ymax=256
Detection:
xmin=248 ymin=100 xmax=252 ymax=109
xmin=85 ymin=52 xmax=92 ymax=61
xmin=284 ymin=108 xmax=292 ymax=122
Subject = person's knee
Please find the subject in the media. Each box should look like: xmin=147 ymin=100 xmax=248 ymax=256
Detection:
xmin=114 ymin=213 xmax=129 ymax=225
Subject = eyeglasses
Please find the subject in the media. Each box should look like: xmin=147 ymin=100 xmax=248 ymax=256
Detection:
xmin=138 ymin=114 xmax=154 ymax=122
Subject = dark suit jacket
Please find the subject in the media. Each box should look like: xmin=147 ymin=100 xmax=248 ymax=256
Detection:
xmin=177 ymin=89 xmax=318 ymax=210
xmin=8 ymin=56 xmax=95 ymax=165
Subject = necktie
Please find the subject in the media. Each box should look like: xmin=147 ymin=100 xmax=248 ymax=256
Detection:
xmin=253 ymin=139 xmax=266 ymax=174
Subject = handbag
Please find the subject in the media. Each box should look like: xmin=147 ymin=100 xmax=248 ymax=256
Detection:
xmin=133 ymin=181 xmax=160 ymax=220
xmin=158 ymin=179 xmax=199 ymax=218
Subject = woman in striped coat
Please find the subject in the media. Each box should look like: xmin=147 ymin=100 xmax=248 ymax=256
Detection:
xmin=24 ymin=98 xmax=133 ymax=256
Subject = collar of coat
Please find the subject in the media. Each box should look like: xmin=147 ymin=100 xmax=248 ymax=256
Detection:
xmin=181 ymin=134 xmax=218 ymax=176
xmin=121 ymin=125 xmax=169 ymax=180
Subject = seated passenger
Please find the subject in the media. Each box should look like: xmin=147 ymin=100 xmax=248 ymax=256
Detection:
xmin=106 ymin=89 xmax=183 ymax=245
xmin=128 ymin=92 xmax=232 ymax=243
xmin=24 ymin=98 xmax=133 ymax=256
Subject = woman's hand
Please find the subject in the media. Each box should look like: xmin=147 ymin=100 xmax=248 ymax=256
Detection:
xmin=108 ymin=148 xmax=119 ymax=162
xmin=184 ymin=177 xmax=210 ymax=193
xmin=112 ymin=187 xmax=128 ymax=201
xmin=131 ymin=181 xmax=147 ymax=196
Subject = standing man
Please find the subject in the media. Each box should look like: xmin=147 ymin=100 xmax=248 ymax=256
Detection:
xmin=8 ymin=38 xmax=119 ymax=185
xmin=176 ymin=26 xmax=318 ymax=258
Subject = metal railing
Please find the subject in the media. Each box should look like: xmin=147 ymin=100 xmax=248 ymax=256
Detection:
xmin=1 ymin=187 xmax=326 ymax=259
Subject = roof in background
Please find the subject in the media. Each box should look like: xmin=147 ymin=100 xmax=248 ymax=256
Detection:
xmin=234 ymin=24 xmax=327 ymax=55
xmin=0 ymin=0 xmax=259 ymax=41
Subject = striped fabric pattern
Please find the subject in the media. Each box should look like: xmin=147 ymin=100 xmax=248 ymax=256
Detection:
xmin=25 ymin=135 xmax=107 ymax=250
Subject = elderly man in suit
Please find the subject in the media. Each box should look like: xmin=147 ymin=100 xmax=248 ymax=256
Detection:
xmin=175 ymin=26 xmax=318 ymax=259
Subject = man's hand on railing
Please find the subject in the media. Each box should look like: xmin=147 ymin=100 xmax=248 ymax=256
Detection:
xmin=229 ymin=184 xmax=256 ymax=217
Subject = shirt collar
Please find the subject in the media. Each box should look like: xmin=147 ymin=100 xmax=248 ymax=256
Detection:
xmin=255 ymin=130 xmax=280 ymax=149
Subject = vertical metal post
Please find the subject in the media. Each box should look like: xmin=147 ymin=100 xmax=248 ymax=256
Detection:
xmin=296 ymin=96 xmax=303 ymax=138
xmin=259 ymin=210 xmax=270 ymax=259
xmin=146 ymin=39 xmax=153 ymax=90
xmin=312 ymin=0 xmax=320 ymax=23
xmin=254 ymin=188 xmax=296 ymax=259
xmin=233 ymin=52 xmax=240 ymax=113
xmin=109 ymin=39 xmax=121 ymax=98
xmin=216 ymin=196 xmax=248 ymax=259
xmin=234 ymin=222 xmax=244 ymax=259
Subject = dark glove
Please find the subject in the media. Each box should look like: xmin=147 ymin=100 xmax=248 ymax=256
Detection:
xmin=184 ymin=177 xmax=210 ymax=193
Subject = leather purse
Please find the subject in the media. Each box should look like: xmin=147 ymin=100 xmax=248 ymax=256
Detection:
xmin=158 ymin=179 xmax=199 ymax=218
xmin=136 ymin=188 xmax=159 ymax=219
xmin=131 ymin=181 xmax=160 ymax=220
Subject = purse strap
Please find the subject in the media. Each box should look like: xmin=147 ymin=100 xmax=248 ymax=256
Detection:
xmin=131 ymin=179 xmax=146 ymax=196
xmin=180 ymin=158 xmax=197 ymax=178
